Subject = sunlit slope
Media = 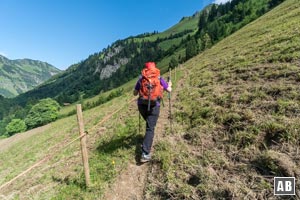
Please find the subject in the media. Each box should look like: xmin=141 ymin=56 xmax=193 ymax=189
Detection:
xmin=148 ymin=0 xmax=300 ymax=199
xmin=0 ymin=70 xmax=175 ymax=199
xmin=0 ymin=89 xmax=141 ymax=198
xmin=0 ymin=0 xmax=299 ymax=199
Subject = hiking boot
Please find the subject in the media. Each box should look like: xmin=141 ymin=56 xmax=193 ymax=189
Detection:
xmin=140 ymin=152 xmax=151 ymax=163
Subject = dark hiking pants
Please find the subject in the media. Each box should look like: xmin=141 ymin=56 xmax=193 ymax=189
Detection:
xmin=138 ymin=104 xmax=160 ymax=154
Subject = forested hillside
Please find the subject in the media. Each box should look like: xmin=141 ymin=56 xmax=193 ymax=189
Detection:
xmin=0 ymin=55 xmax=61 ymax=98
xmin=0 ymin=0 xmax=284 ymax=137
xmin=14 ymin=0 xmax=283 ymax=105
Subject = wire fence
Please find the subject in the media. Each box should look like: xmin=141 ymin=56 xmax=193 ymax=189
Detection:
xmin=0 ymin=97 xmax=136 ymax=191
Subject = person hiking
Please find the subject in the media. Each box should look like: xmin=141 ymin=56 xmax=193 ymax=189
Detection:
xmin=133 ymin=62 xmax=172 ymax=163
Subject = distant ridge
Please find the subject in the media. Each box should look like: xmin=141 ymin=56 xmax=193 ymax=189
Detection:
xmin=0 ymin=55 xmax=61 ymax=97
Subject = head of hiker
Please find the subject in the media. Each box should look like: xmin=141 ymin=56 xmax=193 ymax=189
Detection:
xmin=133 ymin=61 xmax=172 ymax=163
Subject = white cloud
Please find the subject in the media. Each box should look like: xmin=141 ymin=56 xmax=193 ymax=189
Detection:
xmin=0 ymin=52 xmax=8 ymax=57
xmin=214 ymin=0 xmax=231 ymax=4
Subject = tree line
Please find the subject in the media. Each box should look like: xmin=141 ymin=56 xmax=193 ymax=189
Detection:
xmin=0 ymin=98 xmax=60 ymax=137
xmin=184 ymin=0 xmax=286 ymax=61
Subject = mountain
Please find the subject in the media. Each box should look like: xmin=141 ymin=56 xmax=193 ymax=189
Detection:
xmin=14 ymin=0 xmax=279 ymax=107
xmin=1 ymin=0 xmax=297 ymax=198
xmin=0 ymin=55 xmax=61 ymax=98
xmin=0 ymin=0 xmax=284 ymax=134
xmin=13 ymin=28 xmax=197 ymax=105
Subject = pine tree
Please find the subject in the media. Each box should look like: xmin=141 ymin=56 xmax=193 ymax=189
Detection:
xmin=185 ymin=37 xmax=198 ymax=60
xmin=169 ymin=57 xmax=178 ymax=69
xmin=198 ymin=11 xmax=208 ymax=32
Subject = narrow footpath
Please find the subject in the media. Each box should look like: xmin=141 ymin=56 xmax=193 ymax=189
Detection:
xmin=103 ymin=67 xmax=184 ymax=200
xmin=102 ymin=100 xmax=170 ymax=200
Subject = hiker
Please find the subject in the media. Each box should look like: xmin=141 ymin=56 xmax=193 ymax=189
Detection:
xmin=133 ymin=62 xmax=172 ymax=162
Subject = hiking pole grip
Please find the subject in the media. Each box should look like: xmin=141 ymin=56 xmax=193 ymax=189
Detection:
xmin=167 ymin=75 xmax=171 ymax=99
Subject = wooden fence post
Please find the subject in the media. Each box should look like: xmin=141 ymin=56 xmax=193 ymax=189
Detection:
xmin=76 ymin=104 xmax=91 ymax=187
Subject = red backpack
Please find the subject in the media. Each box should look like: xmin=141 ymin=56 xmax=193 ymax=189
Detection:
xmin=139 ymin=62 xmax=163 ymax=110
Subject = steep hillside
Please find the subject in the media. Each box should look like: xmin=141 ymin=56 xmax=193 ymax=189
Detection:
xmin=13 ymin=0 xmax=277 ymax=107
xmin=0 ymin=0 xmax=279 ymax=136
xmin=0 ymin=55 xmax=61 ymax=97
xmin=13 ymin=20 xmax=197 ymax=105
xmin=147 ymin=0 xmax=300 ymax=199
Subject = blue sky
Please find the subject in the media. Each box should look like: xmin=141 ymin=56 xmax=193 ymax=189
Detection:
xmin=0 ymin=0 xmax=230 ymax=70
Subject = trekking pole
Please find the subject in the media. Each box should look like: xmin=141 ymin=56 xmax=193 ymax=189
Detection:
xmin=168 ymin=68 xmax=173 ymax=134
xmin=139 ymin=112 xmax=141 ymax=135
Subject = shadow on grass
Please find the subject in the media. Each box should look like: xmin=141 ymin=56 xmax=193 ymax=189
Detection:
xmin=96 ymin=132 xmax=144 ymax=165
xmin=52 ymin=174 xmax=87 ymax=190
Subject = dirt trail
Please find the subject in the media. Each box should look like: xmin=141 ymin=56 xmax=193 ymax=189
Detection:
xmin=103 ymin=104 xmax=170 ymax=200
xmin=103 ymin=67 xmax=184 ymax=200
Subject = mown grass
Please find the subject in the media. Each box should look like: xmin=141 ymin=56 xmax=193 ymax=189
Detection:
xmin=0 ymin=60 xmax=177 ymax=199
xmin=0 ymin=90 xmax=141 ymax=199
xmin=52 ymin=67 xmax=180 ymax=199
xmin=53 ymin=118 xmax=141 ymax=199
xmin=145 ymin=0 xmax=300 ymax=199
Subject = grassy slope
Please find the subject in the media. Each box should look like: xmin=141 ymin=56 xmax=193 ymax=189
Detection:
xmin=148 ymin=0 xmax=300 ymax=199
xmin=157 ymin=15 xmax=199 ymax=39
xmin=0 ymin=12 xmax=188 ymax=196
xmin=0 ymin=70 xmax=174 ymax=199
xmin=1 ymin=0 xmax=300 ymax=199
xmin=0 ymin=90 xmax=138 ymax=198
xmin=134 ymin=13 xmax=198 ymax=46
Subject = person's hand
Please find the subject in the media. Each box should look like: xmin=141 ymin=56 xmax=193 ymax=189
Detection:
xmin=168 ymin=81 xmax=172 ymax=87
